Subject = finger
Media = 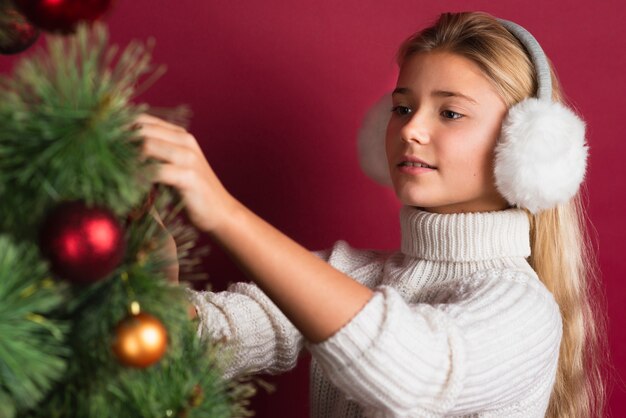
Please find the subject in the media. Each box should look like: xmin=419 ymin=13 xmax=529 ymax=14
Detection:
xmin=135 ymin=113 xmax=187 ymax=133
xmin=142 ymin=135 xmax=195 ymax=167
xmin=137 ymin=124 xmax=186 ymax=146
xmin=152 ymin=163 xmax=193 ymax=191
xmin=137 ymin=123 xmax=203 ymax=154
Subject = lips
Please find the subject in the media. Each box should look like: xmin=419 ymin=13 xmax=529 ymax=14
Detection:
xmin=398 ymin=161 xmax=436 ymax=169
xmin=398 ymin=155 xmax=436 ymax=169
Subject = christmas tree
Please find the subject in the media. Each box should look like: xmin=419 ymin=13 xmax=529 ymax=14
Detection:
xmin=0 ymin=2 xmax=255 ymax=417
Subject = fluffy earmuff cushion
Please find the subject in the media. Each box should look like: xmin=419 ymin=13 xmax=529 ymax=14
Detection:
xmin=494 ymin=98 xmax=588 ymax=214
xmin=357 ymin=93 xmax=393 ymax=186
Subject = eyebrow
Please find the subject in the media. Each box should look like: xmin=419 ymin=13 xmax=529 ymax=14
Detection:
xmin=392 ymin=87 xmax=478 ymax=105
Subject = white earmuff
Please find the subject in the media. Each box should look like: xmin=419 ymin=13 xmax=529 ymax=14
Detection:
xmin=493 ymin=18 xmax=588 ymax=214
xmin=356 ymin=93 xmax=393 ymax=186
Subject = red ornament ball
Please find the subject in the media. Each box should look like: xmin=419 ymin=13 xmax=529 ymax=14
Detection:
xmin=0 ymin=5 xmax=40 ymax=55
xmin=13 ymin=0 xmax=115 ymax=34
xmin=111 ymin=312 xmax=168 ymax=368
xmin=39 ymin=200 xmax=126 ymax=283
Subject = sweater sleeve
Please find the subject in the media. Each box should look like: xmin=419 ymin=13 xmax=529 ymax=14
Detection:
xmin=305 ymin=269 xmax=563 ymax=416
xmin=186 ymin=248 xmax=332 ymax=380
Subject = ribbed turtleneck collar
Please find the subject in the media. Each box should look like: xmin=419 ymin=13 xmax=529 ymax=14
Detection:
xmin=399 ymin=205 xmax=531 ymax=262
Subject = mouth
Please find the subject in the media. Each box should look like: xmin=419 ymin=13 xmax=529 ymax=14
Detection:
xmin=397 ymin=161 xmax=437 ymax=169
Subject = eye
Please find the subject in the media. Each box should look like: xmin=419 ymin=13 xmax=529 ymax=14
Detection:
xmin=441 ymin=110 xmax=463 ymax=120
xmin=391 ymin=105 xmax=411 ymax=116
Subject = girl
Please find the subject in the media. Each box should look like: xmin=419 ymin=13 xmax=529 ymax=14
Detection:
xmin=135 ymin=11 xmax=608 ymax=418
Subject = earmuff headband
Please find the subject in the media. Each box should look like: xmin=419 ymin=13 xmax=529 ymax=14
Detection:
xmin=496 ymin=19 xmax=553 ymax=101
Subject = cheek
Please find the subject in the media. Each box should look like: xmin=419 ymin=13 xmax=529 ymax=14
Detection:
xmin=469 ymin=147 xmax=494 ymax=180
xmin=440 ymin=138 xmax=492 ymax=181
xmin=457 ymin=118 xmax=503 ymax=176
xmin=450 ymin=154 xmax=480 ymax=179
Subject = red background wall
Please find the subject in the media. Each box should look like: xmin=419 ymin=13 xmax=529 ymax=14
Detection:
xmin=2 ymin=0 xmax=625 ymax=416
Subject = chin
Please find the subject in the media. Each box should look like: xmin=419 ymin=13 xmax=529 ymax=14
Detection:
xmin=392 ymin=179 xmax=430 ymax=202
xmin=397 ymin=194 xmax=433 ymax=208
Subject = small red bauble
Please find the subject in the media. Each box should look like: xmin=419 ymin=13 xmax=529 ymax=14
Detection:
xmin=39 ymin=200 xmax=126 ymax=283
xmin=13 ymin=0 xmax=115 ymax=34
xmin=111 ymin=312 xmax=168 ymax=368
xmin=0 ymin=5 xmax=40 ymax=55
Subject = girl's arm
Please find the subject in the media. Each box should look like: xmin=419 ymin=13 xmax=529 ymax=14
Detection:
xmin=207 ymin=196 xmax=374 ymax=343
xmin=134 ymin=114 xmax=373 ymax=343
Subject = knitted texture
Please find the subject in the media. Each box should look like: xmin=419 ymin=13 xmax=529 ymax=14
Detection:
xmin=187 ymin=205 xmax=562 ymax=417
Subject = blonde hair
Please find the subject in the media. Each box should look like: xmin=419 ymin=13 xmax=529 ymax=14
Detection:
xmin=395 ymin=12 xmax=612 ymax=417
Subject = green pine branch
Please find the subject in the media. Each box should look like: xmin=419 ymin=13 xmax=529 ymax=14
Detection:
xmin=0 ymin=22 xmax=169 ymax=239
xmin=27 ymin=322 xmax=255 ymax=418
xmin=0 ymin=235 xmax=68 ymax=418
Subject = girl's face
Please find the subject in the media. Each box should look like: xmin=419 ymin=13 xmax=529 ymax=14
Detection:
xmin=385 ymin=51 xmax=511 ymax=214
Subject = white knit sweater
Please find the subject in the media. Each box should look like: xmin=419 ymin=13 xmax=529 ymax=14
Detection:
xmin=187 ymin=205 xmax=563 ymax=417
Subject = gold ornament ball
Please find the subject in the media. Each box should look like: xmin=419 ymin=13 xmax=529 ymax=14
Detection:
xmin=111 ymin=312 xmax=168 ymax=368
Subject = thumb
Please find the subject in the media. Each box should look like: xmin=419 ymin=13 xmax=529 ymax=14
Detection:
xmin=134 ymin=155 xmax=162 ymax=186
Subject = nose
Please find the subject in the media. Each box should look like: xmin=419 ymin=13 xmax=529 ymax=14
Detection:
xmin=399 ymin=112 xmax=431 ymax=145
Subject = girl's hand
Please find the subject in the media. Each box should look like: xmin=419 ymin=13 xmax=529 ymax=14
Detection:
xmin=133 ymin=113 xmax=237 ymax=234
